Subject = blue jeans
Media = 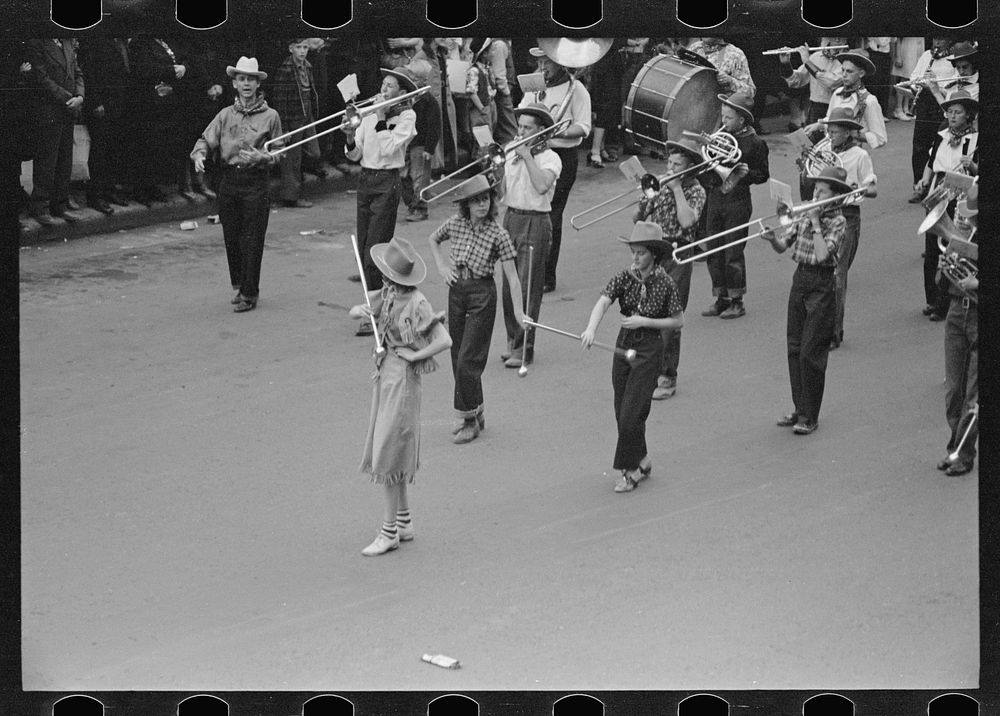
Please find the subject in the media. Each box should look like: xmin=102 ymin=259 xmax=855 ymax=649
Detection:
xmin=705 ymin=196 xmax=750 ymax=299
xmin=218 ymin=169 xmax=271 ymax=298
xmin=501 ymin=210 xmax=551 ymax=354
xmin=449 ymin=277 xmax=497 ymax=416
xmin=944 ymin=297 xmax=978 ymax=464
xmin=611 ymin=327 xmax=663 ymax=470
xmin=833 ymin=206 xmax=861 ymax=340
xmin=658 ymin=255 xmax=691 ymax=379
xmin=356 ymin=168 xmax=401 ymax=291
xmin=787 ymin=264 xmax=836 ymax=424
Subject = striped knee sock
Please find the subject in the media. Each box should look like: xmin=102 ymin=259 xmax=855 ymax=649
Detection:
xmin=395 ymin=510 xmax=411 ymax=529
xmin=380 ymin=521 xmax=397 ymax=540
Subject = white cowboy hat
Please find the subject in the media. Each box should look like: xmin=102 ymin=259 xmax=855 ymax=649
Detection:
xmin=226 ymin=56 xmax=267 ymax=80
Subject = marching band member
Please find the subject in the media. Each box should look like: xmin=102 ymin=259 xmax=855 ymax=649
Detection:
xmin=936 ymin=185 xmax=978 ymax=477
xmin=427 ymin=175 xmax=525 ymax=445
xmin=916 ymin=89 xmax=979 ymax=321
xmin=700 ymin=93 xmax=770 ymax=320
xmin=499 ymin=103 xmax=562 ymax=369
xmin=191 ymin=56 xmax=282 ymax=314
xmin=519 ymin=45 xmax=592 ymax=294
xmin=778 ymin=39 xmax=846 ymax=125
xmin=815 ymin=107 xmax=877 ymax=348
xmin=932 ymin=41 xmax=979 ymax=102
xmin=344 ymin=66 xmax=419 ymax=337
xmin=685 ymin=38 xmax=756 ymax=97
xmin=764 ymin=167 xmax=849 ymax=436
xmin=804 ymin=49 xmax=886 ymax=151
xmin=581 ymin=221 xmax=683 ymax=493
xmin=348 ymin=237 xmax=453 ymax=556
xmin=634 ymin=137 xmax=706 ymax=399
xmin=906 ymin=37 xmax=954 ymax=199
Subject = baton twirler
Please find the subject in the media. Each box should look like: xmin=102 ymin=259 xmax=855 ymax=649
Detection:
xmin=518 ymin=245 xmax=534 ymax=377
xmin=523 ymin=318 xmax=637 ymax=362
xmin=349 ymin=234 xmax=386 ymax=356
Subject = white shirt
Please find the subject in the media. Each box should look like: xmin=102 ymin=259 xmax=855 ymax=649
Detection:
xmin=786 ymin=52 xmax=842 ymax=104
xmin=344 ymin=108 xmax=417 ymax=170
xmin=826 ymin=87 xmax=887 ymax=150
xmin=519 ymin=79 xmax=592 ymax=150
xmin=930 ymin=129 xmax=978 ymax=175
xmin=502 ymin=147 xmax=562 ymax=212
xmin=831 ymin=142 xmax=876 ymax=206
xmin=909 ymin=50 xmax=957 ymax=89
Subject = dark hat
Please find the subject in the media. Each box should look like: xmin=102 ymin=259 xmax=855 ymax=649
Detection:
xmin=946 ymin=41 xmax=978 ymax=62
xmin=809 ymin=166 xmax=853 ymax=194
xmin=226 ymin=56 xmax=267 ymax=80
xmin=370 ymin=237 xmax=427 ymax=286
xmin=835 ymin=49 xmax=876 ymax=75
xmin=820 ymin=106 xmax=864 ymax=129
xmin=514 ymin=102 xmax=555 ymax=129
xmin=718 ymin=93 xmax=755 ymax=123
xmin=618 ymin=221 xmax=672 ymax=250
xmin=450 ymin=174 xmax=498 ymax=203
xmin=471 ymin=37 xmax=493 ymax=61
xmin=379 ymin=67 xmax=419 ymax=94
xmin=940 ymin=88 xmax=979 ymax=113
xmin=663 ymin=136 xmax=704 ymax=163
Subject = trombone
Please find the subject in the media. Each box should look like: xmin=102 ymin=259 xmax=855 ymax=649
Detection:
xmin=263 ymin=86 xmax=430 ymax=156
xmin=671 ymin=187 xmax=868 ymax=265
xmin=569 ymin=130 xmax=740 ymax=230
xmin=418 ymin=119 xmax=571 ymax=203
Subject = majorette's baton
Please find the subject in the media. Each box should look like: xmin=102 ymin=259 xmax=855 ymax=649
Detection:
xmin=523 ymin=318 xmax=637 ymax=362
xmin=349 ymin=234 xmax=386 ymax=356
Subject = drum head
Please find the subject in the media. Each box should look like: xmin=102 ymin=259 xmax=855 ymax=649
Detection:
xmin=624 ymin=55 xmax=722 ymax=149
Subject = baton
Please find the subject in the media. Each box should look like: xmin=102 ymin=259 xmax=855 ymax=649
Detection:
xmin=349 ymin=234 xmax=386 ymax=356
xmin=523 ymin=319 xmax=637 ymax=362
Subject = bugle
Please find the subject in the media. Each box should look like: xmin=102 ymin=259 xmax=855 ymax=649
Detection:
xmin=263 ymin=86 xmax=430 ymax=156
xmin=761 ymin=45 xmax=849 ymax=55
xmin=569 ymin=130 xmax=739 ymax=230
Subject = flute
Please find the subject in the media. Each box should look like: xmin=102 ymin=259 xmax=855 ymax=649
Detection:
xmin=761 ymin=45 xmax=849 ymax=56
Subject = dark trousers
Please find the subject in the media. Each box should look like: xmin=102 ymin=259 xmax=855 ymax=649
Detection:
xmin=218 ymin=170 xmax=271 ymax=299
xmin=944 ymin=298 xmax=978 ymax=464
xmin=658 ymin=256 xmax=692 ymax=378
xmin=449 ymin=277 xmax=497 ymax=415
xmin=494 ymin=92 xmax=517 ymax=146
xmin=501 ymin=209 xmax=551 ymax=355
xmin=612 ymin=327 xmax=663 ymax=471
xmin=356 ymin=168 xmax=401 ymax=291
xmin=833 ymin=206 xmax=861 ymax=340
xmin=278 ymin=128 xmax=319 ymax=203
xmin=400 ymin=144 xmax=430 ymax=214
xmin=867 ymin=49 xmax=892 ymax=115
xmin=912 ymin=95 xmax=942 ymax=183
xmin=30 ymin=118 xmax=75 ymax=209
xmin=786 ymin=264 xmax=836 ymax=424
xmin=705 ymin=196 xmax=751 ymax=299
xmin=84 ymin=114 xmax=124 ymax=200
xmin=924 ymin=197 xmax=956 ymax=316
xmin=546 ymin=146 xmax=579 ymax=287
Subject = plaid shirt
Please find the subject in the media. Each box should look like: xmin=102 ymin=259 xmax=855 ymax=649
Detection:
xmin=602 ymin=264 xmax=683 ymax=319
xmin=637 ymin=179 xmax=706 ymax=246
xmin=431 ymin=215 xmax=516 ymax=278
xmin=783 ymin=209 xmax=846 ymax=267
xmin=687 ymin=40 xmax=755 ymax=97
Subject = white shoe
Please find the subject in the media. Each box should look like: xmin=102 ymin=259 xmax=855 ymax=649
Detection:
xmin=361 ymin=533 xmax=399 ymax=556
xmin=398 ymin=522 xmax=414 ymax=542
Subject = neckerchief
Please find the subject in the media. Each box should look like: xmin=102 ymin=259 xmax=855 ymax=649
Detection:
xmin=233 ymin=94 xmax=268 ymax=116
xmin=837 ymin=84 xmax=861 ymax=98
xmin=944 ymin=76 xmax=975 ymax=89
xmin=831 ymin=137 xmax=858 ymax=154
xmin=947 ymin=124 xmax=975 ymax=148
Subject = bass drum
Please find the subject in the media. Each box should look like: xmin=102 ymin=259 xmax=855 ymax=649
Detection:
xmin=623 ymin=54 xmax=722 ymax=149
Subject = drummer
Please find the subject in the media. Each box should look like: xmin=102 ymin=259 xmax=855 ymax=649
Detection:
xmin=684 ymin=38 xmax=756 ymax=97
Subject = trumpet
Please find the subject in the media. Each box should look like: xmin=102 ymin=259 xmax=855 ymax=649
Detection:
xmin=569 ymin=130 xmax=740 ymax=230
xmin=263 ymin=86 xmax=430 ymax=156
xmin=761 ymin=45 xmax=849 ymax=55
xmin=799 ymin=137 xmax=842 ymax=176
xmin=419 ymin=119 xmax=571 ymax=203
xmin=937 ymin=235 xmax=978 ymax=302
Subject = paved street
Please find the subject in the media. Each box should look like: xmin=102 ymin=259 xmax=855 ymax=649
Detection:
xmin=20 ymin=118 xmax=977 ymax=692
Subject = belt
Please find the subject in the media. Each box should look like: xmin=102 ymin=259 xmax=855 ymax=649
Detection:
xmin=224 ymin=164 xmax=268 ymax=174
xmin=507 ymin=207 xmax=548 ymax=215
xmin=361 ymin=167 xmax=400 ymax=175
xmin=798 ymin=262 xmax=835 ymax=273
xmin=953 ymin=295 xmax=973 ymax=309
xmin=456 ymin=266 xmax=490 ymax=280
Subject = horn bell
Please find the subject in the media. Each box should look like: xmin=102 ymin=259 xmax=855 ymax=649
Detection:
xmin=536 ymin=38 xmax=613 ymax=68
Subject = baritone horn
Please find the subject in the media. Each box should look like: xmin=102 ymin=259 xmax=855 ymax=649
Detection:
xmin=801 ymin=137 xmax=842 ymax=176
xmin=536 ymin=38 xmax=614 ymax=124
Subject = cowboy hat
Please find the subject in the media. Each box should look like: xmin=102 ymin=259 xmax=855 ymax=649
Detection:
xmin=835 ymin=49 xmax=876 ymax=75
xmin=819 ymin=106 xmax=864 ymax=129
xmin=514 ymin=102 xmax=555 ymax=129
xmin=226 ymin=56 xmax=267 ymax=80
xmin=809 ymin=166 xmax=853 ymax=194
xmin=370 ymin=237 xmax=427 ymax=286
xmin=718 ymin=93 xmax=755 ymax=123
xmin=618 ymin=220 xmax=672 ymax=250
xmin=664 ymin=136 xmax=704 ymax=163
xmin=946 ymin=41 xmax=978 ymax=62
xmin=940 ymin=88 xmax=978 ymax=113
xmin=450 ymin=174 xmax=498 ymax=203
xmin=379 ymin=67 xmax=419 ymax=94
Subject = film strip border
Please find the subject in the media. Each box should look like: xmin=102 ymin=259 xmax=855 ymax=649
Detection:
xmin=22 ymin=0 xmax=980 ymax=33
xmin=21 ymin=691 xmax=993 ymax=714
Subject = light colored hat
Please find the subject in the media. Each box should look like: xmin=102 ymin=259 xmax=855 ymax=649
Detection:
xmin=820 ymin=106 xmax=864 ymax=129
xmin=718 ymin=93 xmax=755 ymax=123
xmin=514 ymin=102 xmax=555 ymax=129
xmin=370 ymin=237 xmax=427 ymax=286
xmin=618 ymin=220 xmax=672 ymax=250
xmin=226 ymin=56 xmax=267 ymax=80
xmin=379 ymin=67 xmax=419 ymax=93
xmin=450 ymin=174 xmax=498 ymax=203
xmin=835 ymin=49 xmax=876 ymax=75
xmin=528 ymin=46 xmax=547 ymax=58
xmin=941 ymin=88 xmax=979 ymax=113
xmin=809 ymin=166 xmax=853 ymax=194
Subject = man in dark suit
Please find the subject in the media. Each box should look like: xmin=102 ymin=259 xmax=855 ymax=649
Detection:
xmin=26 ymin=39 xmax=85 ymax=226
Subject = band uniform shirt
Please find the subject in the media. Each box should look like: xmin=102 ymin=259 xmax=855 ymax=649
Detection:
xmin=519 ymin=80 xmax=592 ymax=150
xmin=638 ymin=179 xmax=706 ymax=246
xmin=783 ymin=208 xmax=846 ymax=267
xmin=826 ymin=86 xmax=887 ymax=149
xmin=191 ymin=97 xmax=283 ymax=169
xmin=941 ymin=73 xmax=979 ymax=101
xmin=909 ymin=51 xmax=958 ymax=91
xmin=831 ymin=141 xmax=876 ymax=206
xmin=686 ymin=40 xmax=755 ymax=97
xmin=344 ymin=107 xmax=417 ymax=169
xmin=602 ymin=264 xmax=683 ymax=319
xmin=431 ymin=215 xmax=517 ymax=279
xmin=784 ymin=52 xmax=842 ymax=105
xmin=927 ymin=128 xmax=979 ymax=175
xmin=502 ymin=147 xmax=562 ymax=212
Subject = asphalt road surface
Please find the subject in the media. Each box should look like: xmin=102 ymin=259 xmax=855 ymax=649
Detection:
xmin=20 ymin=120 xmax=977 ymax=692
